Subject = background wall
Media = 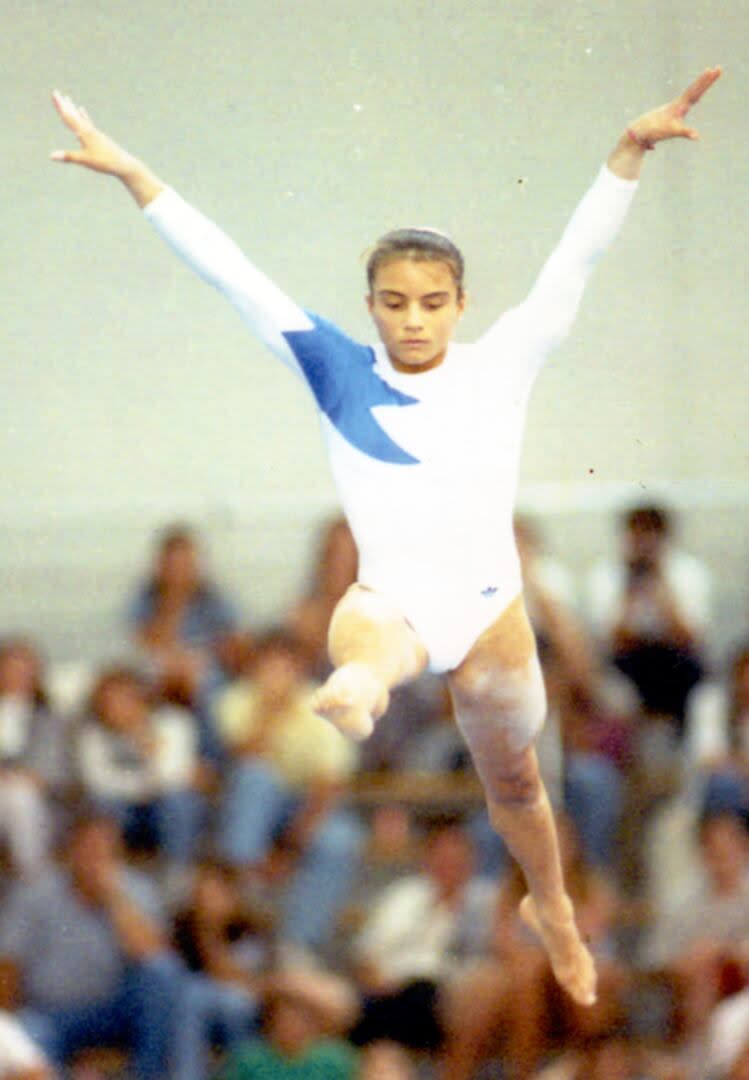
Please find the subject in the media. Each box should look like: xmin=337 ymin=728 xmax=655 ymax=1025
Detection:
xmin=2 ymin=0 xmax=747 ymax=660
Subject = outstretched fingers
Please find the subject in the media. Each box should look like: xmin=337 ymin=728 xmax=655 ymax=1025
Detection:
xmin=677 ymin=66 xmax=722 ymax=113
xmin=50 ymin=90 xmax=94 ymax=164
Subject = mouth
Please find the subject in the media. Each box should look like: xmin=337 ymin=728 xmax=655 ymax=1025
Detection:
xmin=400 ymin=339 xmax=429 ymax=347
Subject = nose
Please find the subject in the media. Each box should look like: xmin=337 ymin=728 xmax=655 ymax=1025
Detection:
xmin=404 ymin=302 xmax=424 ymax=330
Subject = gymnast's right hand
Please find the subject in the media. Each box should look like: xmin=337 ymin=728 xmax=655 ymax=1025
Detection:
xmin=50 ymin=90 xmax=163 ymax=207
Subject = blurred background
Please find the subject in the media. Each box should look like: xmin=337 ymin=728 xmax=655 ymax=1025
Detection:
xmin=2 ymin=0 xmax=746 ymax=659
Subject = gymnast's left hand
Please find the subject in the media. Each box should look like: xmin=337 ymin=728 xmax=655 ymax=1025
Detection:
xmin=627 ymin=66 xmax=722 ymax=148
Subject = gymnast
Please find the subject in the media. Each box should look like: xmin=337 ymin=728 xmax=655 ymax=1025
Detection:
xmin=50 ymin=67 xmax=720 ymax=1006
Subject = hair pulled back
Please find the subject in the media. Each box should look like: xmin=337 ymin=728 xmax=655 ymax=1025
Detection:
xmin=366 ymin=227 xmax=465 ymax=297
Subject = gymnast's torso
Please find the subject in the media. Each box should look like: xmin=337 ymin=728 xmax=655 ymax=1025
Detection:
xmin=144 ymin=165 xmax=637 ymax=670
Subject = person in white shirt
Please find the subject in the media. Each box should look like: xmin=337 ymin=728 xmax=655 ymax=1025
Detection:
xmin=49 ymin=67 xmax=721 ymax=1007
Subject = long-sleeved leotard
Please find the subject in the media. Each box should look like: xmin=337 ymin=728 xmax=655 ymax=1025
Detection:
xmin=144 ymin=166 xmax=637 ymax=673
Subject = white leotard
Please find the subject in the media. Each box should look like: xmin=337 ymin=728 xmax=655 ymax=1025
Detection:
xmin=144 ymin=166 xmax=637 ymax=673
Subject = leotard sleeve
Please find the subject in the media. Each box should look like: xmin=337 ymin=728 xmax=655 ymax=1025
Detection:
xmin=479 ymin=166 xmax=638 ymax=368
xmin=143 ymin=187 xmax=316 ymax=378
xmin=143 ymin=189 xmax=420 ymax=463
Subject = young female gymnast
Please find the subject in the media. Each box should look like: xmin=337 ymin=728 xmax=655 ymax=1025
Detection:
xmin=50 ymin=67 xmax=720 ymax=1007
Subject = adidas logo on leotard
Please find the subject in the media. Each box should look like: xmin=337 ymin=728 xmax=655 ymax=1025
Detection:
xmin=481 ymin=586 xmax=498 ymax=598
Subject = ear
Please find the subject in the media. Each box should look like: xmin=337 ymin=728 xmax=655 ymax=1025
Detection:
xmin=457 ymin=290 xmax=468 ymax=317
xmin=365 ymin=293 xmax=374 ymax=315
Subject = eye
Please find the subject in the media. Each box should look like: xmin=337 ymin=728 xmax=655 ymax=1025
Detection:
xmin=425 ymin=299 xmax=447 ymax=311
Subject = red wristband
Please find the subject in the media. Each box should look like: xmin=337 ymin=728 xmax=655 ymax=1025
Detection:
xmin=626 ymin=127 xmax=655 ymax=152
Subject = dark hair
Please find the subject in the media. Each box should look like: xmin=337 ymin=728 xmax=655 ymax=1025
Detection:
xmin=366 ymin=227 xmax=465 ymax=297
xmin=88 ymin=665 xmax=148 ymax=719
xmin=157 ymin=522 xmax=196 ymax=552
xmin=623 ymin=503 xmax=672 ymax=536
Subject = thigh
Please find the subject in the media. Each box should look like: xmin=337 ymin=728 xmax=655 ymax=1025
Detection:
xmin=327 ymin=584 xmax=428 ymax=680
xmin=451 ymin=593 xmax=537 ymax=683
xmin=450 ymin=594 xmax=544 ymax=729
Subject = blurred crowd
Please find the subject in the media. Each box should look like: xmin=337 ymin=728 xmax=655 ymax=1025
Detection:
xmin=0 ymin=503 xmax=748 ymax=1080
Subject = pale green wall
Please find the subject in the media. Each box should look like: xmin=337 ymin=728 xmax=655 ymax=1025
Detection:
xmin=2 ymin=0 xmax=747 ymax=656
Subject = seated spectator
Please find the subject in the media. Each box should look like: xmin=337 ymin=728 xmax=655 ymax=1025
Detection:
xmin=0 ymin=1009 xmax=51 ymax=1080
xmin=172 ymin=860 xmax=274 ymax=1080
xmin=684 ymin=644 xmax=749 ymax=818
xmin=216 ymin=968 xmax=359 ymax=1080
xmin=645 ymin=647 xmax=749 ymax=911
xmin=515 ymin=514 xmax=589 ymax=690
xmin=215 ymin=630 xmax=364 ymax=954
xmin=587 ymin=503 xmax=711 ymax=734
xmin=469 ymin=554 xmax=624 ymax=875
xmin=127 ymin=523 xmax=240 ymax=692
xmin=77 ymin=667 xmax=208 ymax=878
xmin=445 ymin=815 xmax=630 ymax=1080
xmin=0 ymin=638 xmax=71 ymax=879
xmin=286 ymin=515 xmax=358 ymax=679
xmin=0 ymin=813 xmax=180 ymax=1080
xmin=640 ymin=809 xmax=749 ymax=1045
xmin=349 ymin=820 xmax=495 ymax=1079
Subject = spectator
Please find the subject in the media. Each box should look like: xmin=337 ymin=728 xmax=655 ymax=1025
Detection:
xmin=77 ymin=666 xmax=207 ymax=877
xmin=127 ymin=523 xmax=240 ymax=692
xmin=640 ymin=810 xmax=749 ymax=1044
xmin=215 ymin=630 xmax=364 ymax=953
xmin=349 ymin=820 xmax=495 ymax=1077
xmin=0 ymin=813 xmax=179 ymax=1080
xmin=0 ymin=638 xmax=71 ymax=879
xmin=516 ymin=520 xmax=625 ymax=871
xmin=587 ymin=503 xmax=711 ymax=733
xmin=645 ymin=646 xmax=749 ymax=911
xmin=216 ymin=968 xmax=359 ymax=1080
xmin=286 ymin=515 xmax=358 ymax=679
xmin=515 ymin=515 xmax=585 ymax=676
xmin=0 ymin=1009 xmax=51 ymax=1080
xmin=172 ymin=859 xmax=273 ymax=1080
xmin=684 ymin=644 xmax=749 ymax=818
xmin=444 ymin=815 xmax=630 ymax=1080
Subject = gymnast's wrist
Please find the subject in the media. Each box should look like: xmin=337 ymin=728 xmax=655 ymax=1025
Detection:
xmin=625 ymin=126 xmax=655 ymax=152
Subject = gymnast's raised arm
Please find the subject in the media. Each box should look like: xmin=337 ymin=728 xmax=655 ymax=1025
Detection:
xmin=50 ymin=91 xmax=314 ymax=364
xmin=480 ymin=68 xmax=722 ymax=361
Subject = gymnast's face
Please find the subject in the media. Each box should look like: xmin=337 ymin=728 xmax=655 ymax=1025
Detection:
xmin=367 ymin=257 xmax=465 ymax=373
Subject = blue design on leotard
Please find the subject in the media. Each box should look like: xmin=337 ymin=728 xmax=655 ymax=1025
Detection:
xmin=283 ymin=314 xmax=421 ymax=465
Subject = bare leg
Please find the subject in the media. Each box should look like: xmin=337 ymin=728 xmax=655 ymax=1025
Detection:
xmin=311 ymin=585 xmax=428 ymax=740
xmin=448 ymin=594 xmax=597 ymax=1007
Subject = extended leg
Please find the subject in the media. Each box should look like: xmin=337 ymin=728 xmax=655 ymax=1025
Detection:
xmin=311 ymin=585 xmax=428 ymax=739
xmin=448 ymin=594 xmax=597 ymax=1007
